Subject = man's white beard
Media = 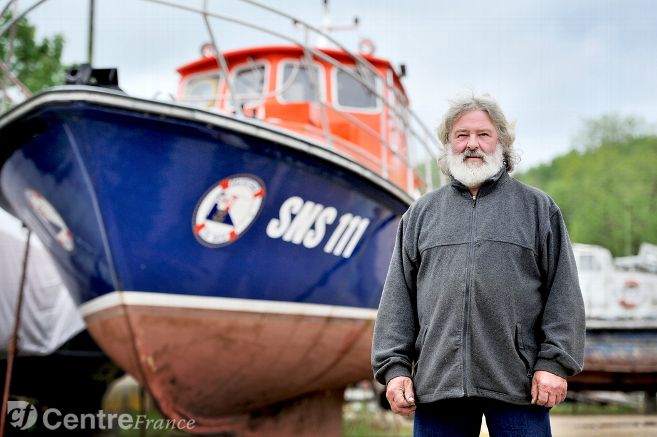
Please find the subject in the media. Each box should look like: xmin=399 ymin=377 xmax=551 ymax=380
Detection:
xmin=447 ymin=145 xmax=505 ymax=188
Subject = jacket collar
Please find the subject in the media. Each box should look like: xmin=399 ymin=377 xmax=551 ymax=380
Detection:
xmin=449 ymin=166 xmax=509 ymax=198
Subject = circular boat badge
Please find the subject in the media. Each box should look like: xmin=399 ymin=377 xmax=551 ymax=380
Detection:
xmin=192 ymin=175 xmax=266 ymax=247
xmin=24 ymin=189 xmax=75 ymax=252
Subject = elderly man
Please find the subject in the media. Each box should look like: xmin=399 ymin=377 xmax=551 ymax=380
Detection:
xmin=372 ymin=94 xmax=585 ymax=436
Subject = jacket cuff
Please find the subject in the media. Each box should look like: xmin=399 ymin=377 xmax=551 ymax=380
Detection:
xmin=384 ymin=364 xmax=412 ymax=385
xmin=533 ymin=358 xmax=568 ymax=378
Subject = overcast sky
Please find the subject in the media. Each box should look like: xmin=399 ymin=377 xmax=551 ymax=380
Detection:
xmin=11 ymin=0 xmax=657 ymax=171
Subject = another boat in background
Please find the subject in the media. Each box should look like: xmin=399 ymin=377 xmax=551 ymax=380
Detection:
xmin=569 ymin=243 xmax=657 ymax=393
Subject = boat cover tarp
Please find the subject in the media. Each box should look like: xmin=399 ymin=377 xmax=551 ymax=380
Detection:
xmin=0 ymin=210 xmax=84 ymax=357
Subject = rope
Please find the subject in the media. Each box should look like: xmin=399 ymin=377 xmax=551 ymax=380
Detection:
xmin=0 ymin=227 xmax=32 ymax=437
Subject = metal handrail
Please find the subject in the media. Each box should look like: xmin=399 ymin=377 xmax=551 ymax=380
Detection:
xmin=0 ymin=0 xmax=48 ymax=39
xmin=142 ymin=0 xmax=402 ymax=131
xmin=301 ymin=45 xmax=333 ymax=149
xmin=237 ymin=0 xmax=441 ymax=169
xmin=186 ymin=86 xmax=420 ymax=185
xmin=0 ymin=0 xmax=442 ymax=194
xmin=138 ymin=0 xmax=440 ymax=193
xmin=239 ymin=0 xmax=390 ymax=116
xmin=202 ymin=0 xmax=242 ymax=116
xmin=237 ymin=1 xmax=441 ymax=191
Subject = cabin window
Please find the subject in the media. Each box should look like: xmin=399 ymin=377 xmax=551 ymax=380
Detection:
xmin=388 ymin=76 xmax=410 ymax=153
xmin=230 ymin=62 xmax=267 ymax=107
xmin=335 ymin=68 xmax=380 ymax=110
xmin=391 ymin=85 xmax=409 ymax=126
xmin=182 ymin=73 xmax=222 ymax=108
xmin=577 ymin=254 xmax=600 ymax=271
xmin=279 ymin=63 xmax=322 ymax=103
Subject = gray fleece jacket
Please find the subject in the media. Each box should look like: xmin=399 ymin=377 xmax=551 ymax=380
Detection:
xmin=371 ymin=168 xmax=586 ymax=405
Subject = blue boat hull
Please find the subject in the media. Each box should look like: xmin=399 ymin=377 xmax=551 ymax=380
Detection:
xmin=0 ymin=89 xmax=412 ymax=429
xmin=0 ymin=89 xmax=409 ymax=310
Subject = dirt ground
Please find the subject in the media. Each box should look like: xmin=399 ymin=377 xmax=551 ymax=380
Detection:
xmin=480 ymin=415 xmax=657 ymax=437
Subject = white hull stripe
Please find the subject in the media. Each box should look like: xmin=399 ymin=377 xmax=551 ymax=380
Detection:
xmin=79 ymin=291 xmax=378 ymax=320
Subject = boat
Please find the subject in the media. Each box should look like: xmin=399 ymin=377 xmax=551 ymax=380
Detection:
xmin=0 ymin=1 xmax=438 ymax=434
xmin=568 ymin=243 xmax=657 ymax=393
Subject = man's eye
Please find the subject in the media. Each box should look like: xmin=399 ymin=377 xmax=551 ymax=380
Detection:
xmin=480 ymin=133 xmax=489 ymax=137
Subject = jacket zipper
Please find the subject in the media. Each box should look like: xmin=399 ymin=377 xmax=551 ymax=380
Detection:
xmin=515 ymin=326 xmax=534 ymax=379
xmin=521 ymin=356 xmax=533 ymax=379
xmin=462 ymin=194 xmax=477 ymax=396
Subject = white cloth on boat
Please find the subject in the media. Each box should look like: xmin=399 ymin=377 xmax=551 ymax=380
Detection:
xmin=0 ymin=210 xmax=84 ymax=356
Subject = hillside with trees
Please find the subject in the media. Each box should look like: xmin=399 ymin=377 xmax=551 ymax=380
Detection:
xmin=514 ymin=115 xmax=657 ymax=257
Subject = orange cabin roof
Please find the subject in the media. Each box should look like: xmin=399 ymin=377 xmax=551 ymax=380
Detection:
xmin=176 ymin=45 xmax=407 ymax=96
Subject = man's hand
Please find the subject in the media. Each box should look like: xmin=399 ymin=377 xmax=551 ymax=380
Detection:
xmin=531 ymin=370 xmax=567 ymax=407
xmin=386 ymin=376 xmax=416 ymax=416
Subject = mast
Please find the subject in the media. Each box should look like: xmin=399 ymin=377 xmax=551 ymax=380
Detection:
xmin=87 ymin=0 xmax=95 ymax=65
xmin=315 ymin=0 xmax=358 ymax=48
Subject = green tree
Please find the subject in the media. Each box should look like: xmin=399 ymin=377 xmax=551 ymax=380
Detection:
xmin=0 ymin=11 xmax=65 ymax=99
xmin=516 ymin=115 xmax=657 ymax=257
xmin=572 ymin=113 xmax=655 ymax=151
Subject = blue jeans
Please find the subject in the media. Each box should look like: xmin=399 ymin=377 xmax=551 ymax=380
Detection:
xmin=413 ymin=397 xmax=551 ymax=437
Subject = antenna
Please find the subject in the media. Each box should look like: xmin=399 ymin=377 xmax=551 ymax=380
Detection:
xmin=87 ymin=0 xmax=95 ymax=65
xmin=315 ymin=0 xmax=359 ymax=48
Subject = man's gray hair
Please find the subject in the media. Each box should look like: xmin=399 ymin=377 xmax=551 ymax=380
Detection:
xmin=436 ymin=93 xmax=519 ymax=173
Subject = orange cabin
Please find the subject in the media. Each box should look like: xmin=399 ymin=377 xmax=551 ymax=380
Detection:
xmin=176 ymin=45 xmax=416 ymax=193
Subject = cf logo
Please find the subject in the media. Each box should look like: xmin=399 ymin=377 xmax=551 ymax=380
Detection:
xmin=7 ymin=401 xmax=38 ymax=430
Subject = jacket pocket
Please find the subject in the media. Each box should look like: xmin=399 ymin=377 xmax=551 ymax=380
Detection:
xmin=412 ymin=326 xmax=428 ymax=377
xmin=515 ymin=323 xmax=534 ymax=379
xmin=414 ymin=325 xmax=428 ymax=359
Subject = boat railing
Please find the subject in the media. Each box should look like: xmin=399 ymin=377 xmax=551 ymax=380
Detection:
xmin=187 ymin=0 xmax=442 ymax=195
xmin=235 ymin=0 xmax=442 ymax=192
xmin=0 ymin=0 xmax=444 ymax=196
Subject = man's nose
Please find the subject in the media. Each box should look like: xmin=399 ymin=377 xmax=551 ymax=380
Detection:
xmin=466 ymin=134 xmax=479 ymax=149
